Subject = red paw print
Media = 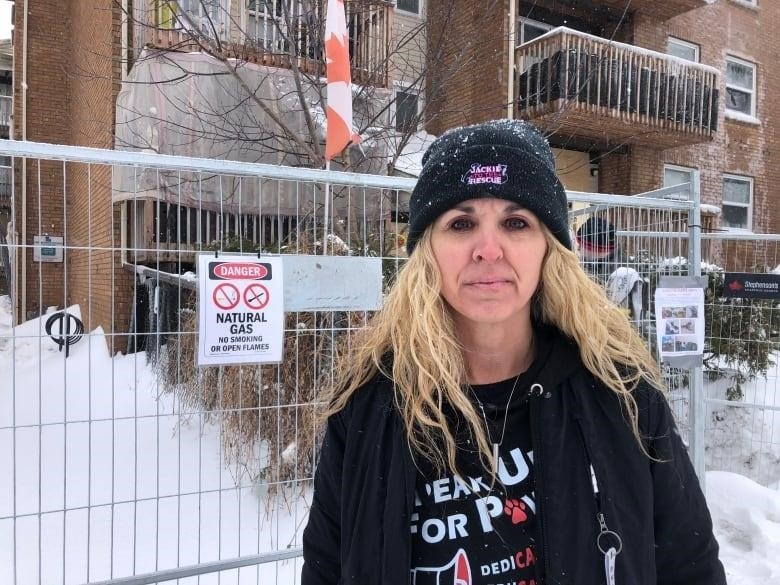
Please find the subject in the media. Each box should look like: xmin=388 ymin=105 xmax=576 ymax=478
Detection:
xmin=503 ymin=499 xmax=528 ymax=524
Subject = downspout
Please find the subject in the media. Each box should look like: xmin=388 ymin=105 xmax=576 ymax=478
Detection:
xmin=19 ymin=0 xmax=28 ymax=321
xmin=507 ymin=0 xmax=516 ymax=119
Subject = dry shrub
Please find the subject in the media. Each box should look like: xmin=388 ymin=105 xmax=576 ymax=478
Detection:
xmin=160 ymin=229 xmax=373 ymax=497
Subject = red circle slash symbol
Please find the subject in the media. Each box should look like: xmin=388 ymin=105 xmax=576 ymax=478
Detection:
xmin=213 ymin=283 xmax=240 ymax=310
xmin=244 ymin=283 xmax=270 ymax=310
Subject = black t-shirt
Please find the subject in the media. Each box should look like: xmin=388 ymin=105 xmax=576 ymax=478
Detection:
xmin=410 ymin=339 xmax=551 ymax=585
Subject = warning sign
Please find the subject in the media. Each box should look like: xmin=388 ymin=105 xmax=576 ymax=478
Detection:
xmin=197 ymin=254 xmax=284 ymax=366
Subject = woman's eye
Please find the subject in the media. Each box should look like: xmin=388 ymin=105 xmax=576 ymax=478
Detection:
xmin=505 ymin=217 xmax=528 ymax=230
xmin=450 ymin=218 xmax=473 ymax=231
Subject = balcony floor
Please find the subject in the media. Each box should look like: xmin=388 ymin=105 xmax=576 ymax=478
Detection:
xmin=519 ymin=106 xmax=716 ymax=150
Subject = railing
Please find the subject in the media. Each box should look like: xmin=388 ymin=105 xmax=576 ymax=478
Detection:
xmin=134 ymin=0 xmax=391 ymax=87
xmin=0 ymin=95 xmax=11 ymax=129
xmin=515 ymin=27 xmax=720 ymax=148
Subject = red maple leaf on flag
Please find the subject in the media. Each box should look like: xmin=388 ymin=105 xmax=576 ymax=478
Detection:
xmin=729 ymin=280 xmax=743 ymax=291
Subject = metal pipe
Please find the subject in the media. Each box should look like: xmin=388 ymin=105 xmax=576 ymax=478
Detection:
xmin=0 ymin=138 xmax=419 ymax=191
xmin=507 ymin=0 xmax=516 ymax=119
xmin=76 ymin=548 xmax=304 ymax=585
xmin=688 ymin=172 xmax=706 ymax=490
xmin=20 ymin=0 xmax=29 ymax=322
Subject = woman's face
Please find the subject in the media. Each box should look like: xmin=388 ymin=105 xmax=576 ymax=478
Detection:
xmin=430 ymin=198 xmax=547 ymax=329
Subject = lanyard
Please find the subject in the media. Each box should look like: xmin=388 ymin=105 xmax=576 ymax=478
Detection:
xmin=590 ymin=464 xmax=623 ymax=585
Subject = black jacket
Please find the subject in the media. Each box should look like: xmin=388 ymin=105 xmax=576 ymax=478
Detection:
xmin=301 ymin=331 xmax=726 ymax=585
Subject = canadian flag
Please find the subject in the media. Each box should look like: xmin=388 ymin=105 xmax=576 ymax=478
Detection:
xmin=324 ymin=0 xmax=361 ymax=160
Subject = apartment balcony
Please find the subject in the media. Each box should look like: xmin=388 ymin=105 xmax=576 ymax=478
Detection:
xmin=515 ymin=27 xmax=719 ymax=150
xmin=600 ymin=0 xmax=709 ymax=21
xmin=134 ymin=0 xmax=391 ymax=88
xmin=0 ymin=96 xmax=10 ymax=138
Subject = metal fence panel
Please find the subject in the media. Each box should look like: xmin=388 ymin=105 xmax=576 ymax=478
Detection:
xmin=2 ymin=139 xmax=774 ymax=585
xmin=699 ymin=234 xmax=780 ymax=489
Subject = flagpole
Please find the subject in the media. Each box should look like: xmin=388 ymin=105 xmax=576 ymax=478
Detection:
xmin=324 ymin=160 xmax=330 ymax=255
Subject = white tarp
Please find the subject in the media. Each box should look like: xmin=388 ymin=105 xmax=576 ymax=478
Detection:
xmin=113 ymin=49 xmax=394 ymax=216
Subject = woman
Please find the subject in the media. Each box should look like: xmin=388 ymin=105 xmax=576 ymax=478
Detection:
xmin=301 ymin=120 xmax=725 ymax=585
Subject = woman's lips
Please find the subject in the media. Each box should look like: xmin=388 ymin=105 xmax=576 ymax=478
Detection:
xmin=466 ymin=279 xmax=512 ymax=291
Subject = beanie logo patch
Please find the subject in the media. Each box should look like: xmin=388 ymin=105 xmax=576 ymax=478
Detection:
xmin=461 ymin=163 xmax=508 ymax=186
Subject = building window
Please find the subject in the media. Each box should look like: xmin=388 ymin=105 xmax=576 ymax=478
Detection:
xmin=725 ymin=55 xmax=756 ymax=116
xmin=396 ymin=0 xmax=421 ymax=16
xmin=518 ymin=17 xmax=553 ymax=46
xmin=722 ymin=174 xmax=753 ymax=230
xmin=157 ymin=1 xmax=226 ymax=35
xmin=156 ymin=0 xmax=176 ymax=28
xmin=247 ymin=0 xmax=285 ymax=51
xmin=394 ymin=87 xmax=420 ymax=132
xmin=667 ymin=37 xmax=699 ymax=62
xmin=663 ymin=164 xmax=698 ymax=200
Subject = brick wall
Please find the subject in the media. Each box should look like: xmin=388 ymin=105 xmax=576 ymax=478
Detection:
xmin=67 ymin=1 xmax=133 ymax=352
xmin=14 ymin=0 xmax=131 ymax=351
xmin=426 ymin=1 xmax=779 ymax=245
xmin=601 ymin=1 xmax=779 ymax=239
xmin=426 ymin=0 xmax=511 ymax=135
xmin=13 ymin=1 xmax=71 ymax=318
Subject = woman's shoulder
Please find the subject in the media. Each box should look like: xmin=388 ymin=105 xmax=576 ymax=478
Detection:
xmin=335 ymin=370 xmax=396 ymax=421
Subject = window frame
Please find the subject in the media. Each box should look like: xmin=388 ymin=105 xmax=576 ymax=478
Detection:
xmin=395 ymin=0 xmax=422 ymax=17
xmin=667 ymin=37 xmax=700 ymax=63
xmin=725 ymin=54 xmax=757 ymax=117
xmin=392 ymin=83 xmax=422 ymax=133
xmin=721 ymin=173 xmax=754 ymax=231
xmin=662 ymin=164 xmax=699 ymax=201
xmin=157 ymin=1 xmax=227 ymax=35
xmin=517 ymin=17 xmax=554 ymax=46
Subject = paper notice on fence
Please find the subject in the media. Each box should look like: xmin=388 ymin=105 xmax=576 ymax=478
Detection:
xmin=654 ymin=286 xmax=705 ymax=363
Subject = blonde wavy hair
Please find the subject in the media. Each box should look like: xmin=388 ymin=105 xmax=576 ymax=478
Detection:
xmin=322 ymin=225 xmax=663 ymax=475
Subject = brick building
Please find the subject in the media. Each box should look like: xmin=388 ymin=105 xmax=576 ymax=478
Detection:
xmin=10 ymin=0 xmax=778 ymax=344
xmin=427 ymin=0 xmax=778 ymax=235
xmin=10 ymin=0 xmax=128 ymax=344
xmin=10 ymin=0 xmax=426 ymax=347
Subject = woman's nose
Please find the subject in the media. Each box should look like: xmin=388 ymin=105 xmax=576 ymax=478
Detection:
xmin=472 ymin=231 xmax=503 ymax=262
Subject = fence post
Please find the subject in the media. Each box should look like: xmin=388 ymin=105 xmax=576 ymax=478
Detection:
xmin=687 ymin=174 xmax=706 ymax=490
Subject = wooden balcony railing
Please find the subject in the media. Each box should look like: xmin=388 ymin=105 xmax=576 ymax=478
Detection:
xmin=515 ymin=27 xmax=720 ymax=149
xmin=134 ymin=0 xmax=391 ymax=88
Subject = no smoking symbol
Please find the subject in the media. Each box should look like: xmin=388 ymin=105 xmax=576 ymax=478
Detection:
xmin=213 ymin=283 xmax=240 ymax=310
xmin=244 ymin=283 xmax=270 ymax=310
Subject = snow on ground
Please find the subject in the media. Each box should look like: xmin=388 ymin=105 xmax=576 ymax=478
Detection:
xmin=1 ymin=295 xmax=779 ymax=583
xmin=0 ymin=299 xmax=307 ymax=585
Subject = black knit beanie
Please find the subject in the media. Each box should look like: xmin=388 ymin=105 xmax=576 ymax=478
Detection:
xmin=406 ymin=119 xmax=571 ymax=254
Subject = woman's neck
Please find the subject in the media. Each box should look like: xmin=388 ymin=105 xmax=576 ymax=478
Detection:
xmin=458 ymin=321 xmax=537 ymax=385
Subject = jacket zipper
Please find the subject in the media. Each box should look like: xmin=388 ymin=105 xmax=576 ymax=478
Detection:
xmin=528 ymin=382 xmax=552 ymax=585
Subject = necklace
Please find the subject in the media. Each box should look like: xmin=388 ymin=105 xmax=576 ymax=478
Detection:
xmin=473 ymin=374 xmax=521 ymax=476
xmin=470 ymin=335 xmax=537 ymax=474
